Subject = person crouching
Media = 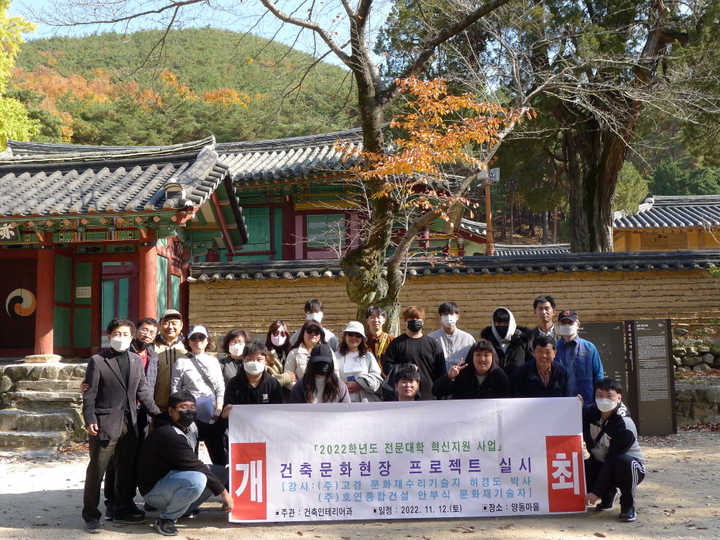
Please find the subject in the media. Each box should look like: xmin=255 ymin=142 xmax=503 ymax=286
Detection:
xmin=583 ymin=379 xmax=646 ymax=522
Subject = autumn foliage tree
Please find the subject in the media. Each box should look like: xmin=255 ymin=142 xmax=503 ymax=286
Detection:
xmin=341 ymin=76 xmax=527 ymax=329
xmin=0 ymin=0 xmax=38 ymax=147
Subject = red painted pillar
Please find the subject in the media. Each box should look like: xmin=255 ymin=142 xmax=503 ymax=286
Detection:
xmin=139 ymin=230 xmax=158 ymax=320
xmin=34 ymin=234 xmax=55 ymax=355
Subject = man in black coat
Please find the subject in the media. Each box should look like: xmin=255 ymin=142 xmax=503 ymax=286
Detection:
xmin=480 ymin=307 xmax=533 ymax=376
xmin=82 ymin=318 xmax=161 ymax=533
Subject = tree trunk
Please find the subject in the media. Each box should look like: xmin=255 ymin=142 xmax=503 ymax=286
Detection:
xmin=563 ymin=119 xmax=629 ymax=252
xmin=541 ymin=210 xmax=549 ymax=244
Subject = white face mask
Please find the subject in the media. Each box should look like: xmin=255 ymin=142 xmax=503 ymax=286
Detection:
xmin=271 ymin=334 xmax=287 ymax=347
xmin=306 ymin=312 xmax=323 ymax=324
xmin=596 ymin=398 xmax=618 ymax=413
xmin=558 ymin=323 xmax=578 ymax=337
xmin=110 ymin=336 xmax=132 ymax=352
xmin=244 ymin=361 xmax=266 ymax=376
xmin=441 ymin=314 xmax=458 ymax=327
xmin=229 ymin=343 xmax=245 ymax=357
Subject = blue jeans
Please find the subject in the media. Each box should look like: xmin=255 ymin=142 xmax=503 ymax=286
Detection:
xmin=143 ymin=470 xmax=207 ymax=521
xmin=143 ymin=466 xmax=228 ymax=521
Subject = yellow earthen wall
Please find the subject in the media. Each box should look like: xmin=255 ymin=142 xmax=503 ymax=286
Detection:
xmin=190 ymin=269 xmax=720 ymax=342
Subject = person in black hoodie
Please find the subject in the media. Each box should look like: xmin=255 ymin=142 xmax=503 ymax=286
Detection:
xmin=432 ymin=340 xmax=511 ymax=399
xmin=480 ymin=307 xmax=533 ymax=376
xmin=137 ymin=391 xmax=233 ymax=536
xmin=583 ymin=379 xmax=645 ymax=523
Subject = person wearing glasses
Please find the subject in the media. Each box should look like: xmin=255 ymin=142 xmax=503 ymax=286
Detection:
xmin=217 ymin=329 xmax=251 ymax=383
xmin=264 ymin=320 xmax=296 ymax=397
xmin=336 ymin=321 xmax=383 ymax=402
xmin=284 ymin=320 xmax=338 ymax=384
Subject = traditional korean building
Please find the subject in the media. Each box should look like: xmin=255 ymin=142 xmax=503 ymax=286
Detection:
xmin=613 ymin=194 xmax=720 ymax=251
xmin=0 ymin=137 xmax=246 ymax=358
xmin=210 ymin=128 xmax=485 ymax=263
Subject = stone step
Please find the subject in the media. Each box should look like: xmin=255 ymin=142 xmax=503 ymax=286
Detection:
xmin=14 ymin=379 xmax=82 ymax=392
xmin=0 ymin=409 xmax=78 ymax=432
xmin=0 ymin=363 xmax=86 ymax=382
xmin=2 ymin=391 xmax=82 ymax=412
xmin=0 ymin=430 xmax=72 ymax=453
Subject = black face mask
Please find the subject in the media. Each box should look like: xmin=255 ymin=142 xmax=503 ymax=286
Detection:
xmin=315 ymin=362 xmax=332 ymax=376
xmin=133 ymin=339 xmax=151 ymax=351
xmin=407 ymin=319 xmax=424 ymax=332
xmin=495 ymin=324 xmax=509 ymax=338
xmin=175 ymin=409 xmax=197 ymax=428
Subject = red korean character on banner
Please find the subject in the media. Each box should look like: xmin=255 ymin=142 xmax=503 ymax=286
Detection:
xmin=545 ymin=435 xmax=586 ymax=512
xmin=230 ymin=442 xmax=267 ymax=520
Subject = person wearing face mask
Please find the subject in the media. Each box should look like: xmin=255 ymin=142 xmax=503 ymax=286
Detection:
xmin=289 ymin=343 xmax=351 ymax=403
xmin=480 ymin=307 xmax=534 ymax=377
xmin=554 ymin=309 xmax=605 ymax=406
xmin=171 ymin=325 xmax=226 ymax=466
xmin=383 ymin=306 xmax=446 ymax=401
xmin=171 ymin=326 xmax=225 ymax=423
xmin=217 ymin=329 xmax=251 ymax=383
xmin=432 ymin=340 xmax=511 ymax=399
xmin=289 ymin=298 xmax=339 ymax=352
xmin=137 ymin=391 xmax=234 ymax=536
xmin=264 ymin=320 xmax=296 ymax=398
xmin=221 ymin=341 xmax=283 ymax=406
xmin=81 ymin=318 xmax=161 ymax=533
xmin=285 ymin=320 xmax=338 ymax=382
xmin=102 ymin=317 xmax=160 ymax=521
xmin=583 ymin=379 xmax=645 ymax=523
xmin=428 ymin=301 xmax=476 ymax=372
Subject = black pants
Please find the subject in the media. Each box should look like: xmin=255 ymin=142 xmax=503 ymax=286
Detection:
xmin=104 ymin=411 xmax=151 ymax=508
xmin=82 ymin=419 xmax=138 ymax=522
xmin=585 ymin=454 xmax=646 ymax=507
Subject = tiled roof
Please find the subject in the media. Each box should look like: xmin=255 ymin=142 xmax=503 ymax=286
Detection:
xmin=0 ymin=138 xmax=230 ymax=217
xmin=614 ymin=195 xmax=720 ymax=229
xmin=189 ymin=250 xmax=720 ymax=282
xmin=493 ymin=244 xmax=571 ymax=256
xmin=216 ymin=128 xmax=363 ymax=185
xmin=459 ymin=218 xmax=487 ymax=237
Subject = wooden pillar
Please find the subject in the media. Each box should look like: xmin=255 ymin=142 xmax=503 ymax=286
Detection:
xmin=139 ymin=230 xmax=158 ymax=320
xmin=34 ymin=234 xmax=55 ymax=355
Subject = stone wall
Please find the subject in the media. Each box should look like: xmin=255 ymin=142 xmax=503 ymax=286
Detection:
xmin=189 ymin=268 xmax=720 ymax=342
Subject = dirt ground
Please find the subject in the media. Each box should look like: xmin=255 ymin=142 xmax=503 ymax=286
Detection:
xmin=1 ymin=430 xmax=719 ymax=540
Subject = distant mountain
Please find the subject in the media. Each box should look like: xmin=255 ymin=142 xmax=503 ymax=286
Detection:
xmin=11 ymin=27 xmax=357 ymax=145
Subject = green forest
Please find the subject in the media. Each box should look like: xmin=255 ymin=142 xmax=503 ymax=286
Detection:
xmin=9 ymin=27 xmax=357 ymax=145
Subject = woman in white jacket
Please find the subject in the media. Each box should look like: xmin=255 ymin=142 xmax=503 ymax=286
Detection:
xmin=171 ymin=324 xmax=225 ymax=422
xmin=336 ymin=321 xmax=383 ymax=402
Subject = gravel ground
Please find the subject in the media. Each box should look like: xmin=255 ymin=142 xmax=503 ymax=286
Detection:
xmin=1 ymin=430 xmax=720 ymax=540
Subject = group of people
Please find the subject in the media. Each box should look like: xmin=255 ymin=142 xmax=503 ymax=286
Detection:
xmin=81 ymin=296 xmax=645 ymax=535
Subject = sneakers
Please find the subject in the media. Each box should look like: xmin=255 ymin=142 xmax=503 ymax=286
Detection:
xmin=144 ymin=503 xmax=158 ymax=512
xmin=595 ymin=488 xmax=618 ymax=511
xmin=156 ymin=517 xmax=178 ymax=536
xmin=85 ymin=519 xmax=102 ymax=534
xmin=112 ymin=510 xmax=145 ymax=524
xmin=181 ymin=509 xmax=200 ymax=519
xmin=619 ymin=505 xmax=637 ymax=522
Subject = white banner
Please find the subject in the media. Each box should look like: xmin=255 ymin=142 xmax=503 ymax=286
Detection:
xmin=228 ymin=398 xmax=586 ymax=522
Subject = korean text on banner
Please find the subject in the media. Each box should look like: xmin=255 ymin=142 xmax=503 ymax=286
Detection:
xmin=228 ymin=398 xmax=585 ymax=522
